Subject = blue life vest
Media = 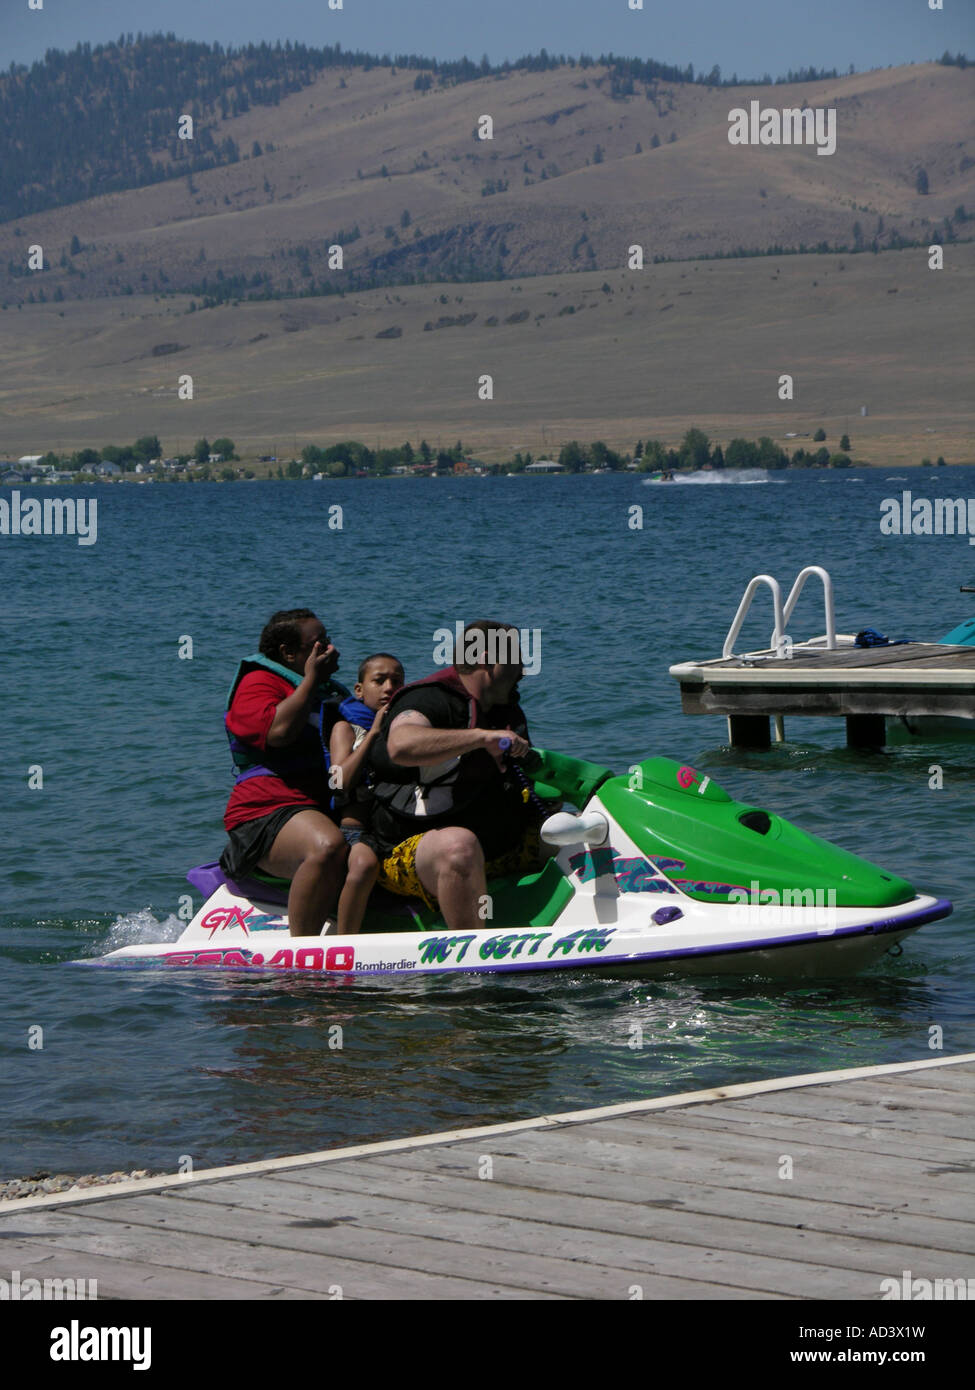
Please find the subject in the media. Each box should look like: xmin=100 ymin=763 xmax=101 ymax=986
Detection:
xmin=338 ymin=695 xmax=377 ymax=733
xmin=225 ymin=652 xmax=349 ymax=785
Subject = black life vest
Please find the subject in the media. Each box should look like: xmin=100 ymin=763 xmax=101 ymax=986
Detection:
xmin=368 ymin=666 xmax=528 ymax=835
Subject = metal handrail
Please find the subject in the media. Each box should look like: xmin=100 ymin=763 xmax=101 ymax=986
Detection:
xmin=722 ymin=575 xmax=783 ymax=659
xmin=723 ymin=566 xmax=837 ymax=659
xmin=780 ymin=566 xmax=837 ymax=651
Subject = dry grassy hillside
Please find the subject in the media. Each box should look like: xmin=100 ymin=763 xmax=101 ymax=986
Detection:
xmin=1 ymin=241 xmax=970 ymax=467
xmin=1 ymin=61 xmax=972 ymax=303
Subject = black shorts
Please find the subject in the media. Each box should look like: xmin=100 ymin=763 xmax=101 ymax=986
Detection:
xmin=220 ymin=806 xmax=321 ymax=882
xmin=341 ymin=824 xmax=382 ymax=857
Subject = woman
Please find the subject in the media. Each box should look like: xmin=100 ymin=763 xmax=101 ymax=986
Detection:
xmin=221 ymin=609 xmax=348 ymax=936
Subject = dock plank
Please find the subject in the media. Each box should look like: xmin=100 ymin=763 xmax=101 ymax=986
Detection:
xmin=0 ymin=1238 xmax=306 ymax=1300
xmin=671 ymin=639 xmax=975 ymax=728
xmin=182 ymin=1163 xmax=973 ymax=1277
xmin=692 ymin=1087 xmax=974 ymax=1139
xmin=853 ymin=1075 xmax=975 ymax=1111
xmin=874 ymin=1067 xmax=975 ymax=1095
xmin=23 ymin=1194 xmax=690 ymax=1301
xmin=560 ymin=1119 xmax=975 ymax=1190
xmin=799 ymin=647 xmax=974 ymax=668
xmin=299 ymin=1153 xmax=975 ymax=1253
xmin=690 ymin=644 xmax=975 ymax=673
xmin=2 ymin=1056 xmax=972 ymax=1299
xmin=161 ymin=1180 xmax=797 ymax=1298
xmin=396 ymin=1126 xmax=975 ymax=1216
xmin=281 ymin=1147 xmax=972 ymax=1227
xmin=601 ymin=1102 xmax=975 ymax=1157
xmin=52 ymin=1188 xmax=888 ymax=1300
xmin=276 ymin=1120 xmax=973 ymax=1226
xmin=0 ymin=1207 xmax=550 ymax=1300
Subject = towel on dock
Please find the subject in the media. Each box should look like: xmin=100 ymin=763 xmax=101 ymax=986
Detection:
xmin=855 ymin=628 xmax=912 ymax=647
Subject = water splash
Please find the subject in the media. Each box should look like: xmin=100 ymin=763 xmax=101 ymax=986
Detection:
xmin=642 ymin=469 xmax=771 ymax=486
xmin=95 ymin=908 xmax=184 ymax=956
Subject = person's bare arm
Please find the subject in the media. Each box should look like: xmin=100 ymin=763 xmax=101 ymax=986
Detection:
xmin=387 ymin=710 xmax=530 ymax=767
xmin=266 ymin=642 xmax=335 ymax=746
xmin=329 ymin=709 xmax=388 ymax=792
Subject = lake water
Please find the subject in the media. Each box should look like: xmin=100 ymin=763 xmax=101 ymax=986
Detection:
xmin=1 ymin=466 xmax=973 ymax=1180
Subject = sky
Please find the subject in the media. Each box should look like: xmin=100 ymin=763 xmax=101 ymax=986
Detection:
xmin=2 ymin=0 xmax=972 ymax=75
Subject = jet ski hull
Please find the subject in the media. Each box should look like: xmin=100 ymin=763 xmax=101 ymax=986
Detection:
xmin=81 ymin=754 xmax=953 ymax=980
xmin=85 ymin=882 xmax=950 ymax=980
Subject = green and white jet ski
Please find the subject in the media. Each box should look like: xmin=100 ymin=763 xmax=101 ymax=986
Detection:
xmin=86 ymin=750 xmax=950 ymax=979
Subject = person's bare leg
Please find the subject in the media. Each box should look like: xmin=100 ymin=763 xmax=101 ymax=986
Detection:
xmin=336 ymin=842 xmax=380 ymax=936
xmin=258 ymin=810 xmax=347 ymax=937
xmin=413 ymin=827 xmax=486 ymax=932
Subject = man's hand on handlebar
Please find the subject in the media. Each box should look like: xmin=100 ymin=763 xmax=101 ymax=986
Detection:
xmin=483 ymin=729 xmax=531 ymax=767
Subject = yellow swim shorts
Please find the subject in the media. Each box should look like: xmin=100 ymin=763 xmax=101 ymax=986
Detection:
xmin=378 ymin=828 xmax=544 ymax=910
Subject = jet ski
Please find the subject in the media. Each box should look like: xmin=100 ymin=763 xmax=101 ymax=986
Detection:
xmin=941 ymin=615 xmax=975 ymax=647
xmin=85 ymin=750 xmax=950 ymax=980
xmin=888 ymin=607 xmax=975 ymax=741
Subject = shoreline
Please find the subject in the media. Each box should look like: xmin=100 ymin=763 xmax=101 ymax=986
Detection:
xmin=1 ymin=462 xmax=969 ymax=488
xmin=0 ymin=1169 xmax=156 ymax=1202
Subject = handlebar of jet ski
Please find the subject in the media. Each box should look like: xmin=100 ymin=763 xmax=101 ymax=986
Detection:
xmin=497 ymin=738 xmax=549 ymax=816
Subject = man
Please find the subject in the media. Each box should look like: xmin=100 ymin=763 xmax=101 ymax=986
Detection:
xmin=221 ymin=609 xmax=348 ymax=936
xmin=368 ymin=620 xmax=544 ymax=931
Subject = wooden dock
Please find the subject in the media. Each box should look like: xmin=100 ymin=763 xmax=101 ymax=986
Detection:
xmin=669 ymin=642 xmax=975 ymax=746
xmin=1 ymin=1054 xmax=973 ymax=1300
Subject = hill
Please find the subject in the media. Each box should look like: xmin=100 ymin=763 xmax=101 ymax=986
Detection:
xmin=1 ymin=243 xmax=971 ymax=467
xmin=0 ymin=36 xmax=845 ymax=224
xmin=1 ymin=47 xmax=973 ymax=307
xmin=1 ymin=41 xmax=971 ymax=468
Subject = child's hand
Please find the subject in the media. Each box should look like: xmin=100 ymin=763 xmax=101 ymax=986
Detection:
xmin=366 ymin=703 xmax=391 ymax=737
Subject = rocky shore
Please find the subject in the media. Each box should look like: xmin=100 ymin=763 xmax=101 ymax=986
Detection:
xmin=0 ymin=1170 xmax=152 ymax=1201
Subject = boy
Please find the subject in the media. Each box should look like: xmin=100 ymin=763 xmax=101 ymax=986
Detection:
xmin=328 ymin=652 xmax=405 ymax=934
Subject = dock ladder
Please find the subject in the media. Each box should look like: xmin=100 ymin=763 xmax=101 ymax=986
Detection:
xmin=723 ymin=566 xmax=840 ymax=743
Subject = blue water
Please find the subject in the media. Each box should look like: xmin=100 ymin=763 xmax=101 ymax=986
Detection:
xmin=1 ymin=467 xmax=973 ymax=1180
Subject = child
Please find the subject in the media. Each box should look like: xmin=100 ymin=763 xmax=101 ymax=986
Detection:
xmin=328 ymin=653 xmax=405 ymax=935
